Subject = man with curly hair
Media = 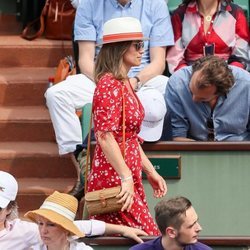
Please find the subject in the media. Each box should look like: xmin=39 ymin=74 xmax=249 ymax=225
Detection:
xmin=165 ymin=55 xmax=250 ymax=141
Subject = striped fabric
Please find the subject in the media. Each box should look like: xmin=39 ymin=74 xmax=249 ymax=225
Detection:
xmin=167 ymin=0 xmax=250 ymax=74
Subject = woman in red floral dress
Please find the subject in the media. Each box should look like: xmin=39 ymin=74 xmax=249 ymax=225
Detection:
xmin=87 ymin=17 xmax=167 ymax=235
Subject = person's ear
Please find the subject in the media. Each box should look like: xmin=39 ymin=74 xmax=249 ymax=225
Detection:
xmin=166 ymin=226 xmax=177 ymax=239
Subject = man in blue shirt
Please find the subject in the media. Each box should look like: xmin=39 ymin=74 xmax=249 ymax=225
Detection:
xmin=165 ymin=55 xmax=250 ymax=142
xmin=45 ymin=0 xmax=174 ymax=196
xmin=130 ymin=196 xmax=212 ymax=250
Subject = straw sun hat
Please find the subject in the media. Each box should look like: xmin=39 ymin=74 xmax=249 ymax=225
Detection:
xmin=25 ymin=191 xmax=84 ymax=237
xmin=97 ymin=16 xmax=148 ymax=46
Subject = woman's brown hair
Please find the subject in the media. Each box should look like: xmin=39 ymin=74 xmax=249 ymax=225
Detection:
xmin=94 ymin=41 xmax=132 ymax=83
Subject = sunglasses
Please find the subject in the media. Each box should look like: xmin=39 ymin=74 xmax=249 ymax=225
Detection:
xmin=206 ymin=117 xmax=215 ymax=141
xmin=132 ymin=41 xmax=144 ymax=51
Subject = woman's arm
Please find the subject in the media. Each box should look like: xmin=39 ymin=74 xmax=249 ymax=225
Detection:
xmin=139 ymin=144 xmax=167 ymax=198
xmin=74 ymin=220 xmax=147 ymax=243
xmin=105 ymin=223 xmax=148 ymax=243
xmin=228 ymin=6 xmax=250 ymax=69
xmin=96 ymin=131 xmax=134 ymax=211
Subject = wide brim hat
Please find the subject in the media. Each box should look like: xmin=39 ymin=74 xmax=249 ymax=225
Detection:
xmin=0 ymin=171 xmax=18 ymax=208
xmin=137 ymin=87 xmax=167 ymax=142
xmin=97 ymin=17 xmax=149 ymax=46
xmin=24 ymin=191 xmax=84 ymax=237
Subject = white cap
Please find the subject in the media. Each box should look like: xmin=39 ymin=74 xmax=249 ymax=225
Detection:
xmin=137 ymin=87 xmax=167 ymax=142
xmin=0 ymin=171 xmax=18 ymax=208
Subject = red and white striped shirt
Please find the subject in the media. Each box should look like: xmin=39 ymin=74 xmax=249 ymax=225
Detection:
xmin=167 ymin=0 xmax=250 ymax=74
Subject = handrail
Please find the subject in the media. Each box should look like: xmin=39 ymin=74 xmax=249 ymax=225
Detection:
xmin=81 ymin=236 xmax=250 ymax=246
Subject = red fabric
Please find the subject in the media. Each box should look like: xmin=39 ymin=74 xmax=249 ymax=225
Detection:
xmin=88 ymin=73 xmax=160 ymax=236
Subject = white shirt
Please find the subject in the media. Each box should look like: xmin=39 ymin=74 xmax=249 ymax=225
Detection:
xmin=35 ymin=240 xmax=93 ymax=250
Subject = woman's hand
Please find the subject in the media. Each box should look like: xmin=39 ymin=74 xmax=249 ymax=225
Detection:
xmin=116 ymin=178 xmax=134 ymax=212
xmin=120 ymin=225 xmax=148 ymax=243
xmin=147 ymin=170 xmax=167 ymax=198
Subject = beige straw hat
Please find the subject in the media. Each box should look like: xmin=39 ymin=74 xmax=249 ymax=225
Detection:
xmin=97 ymin=16 xmax=148 ymax=46
xmin=25 ymin=191 xmax=84 ymax=237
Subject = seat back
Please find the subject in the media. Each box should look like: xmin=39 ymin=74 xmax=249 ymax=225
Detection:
xmin=81 ymin=103 xmax=92 ymax=142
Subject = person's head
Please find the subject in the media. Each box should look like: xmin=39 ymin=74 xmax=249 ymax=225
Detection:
xmin=95 ymin=17 xmax=147 ymax=82
xmin=155 ymin=196 xmax=202 ymax=245
xmin=189 ymin=55 xmax=234 ymax=102
xmin=0 ymin=171 xmax=18 ymax=227
xmin=25 ymin=191 xmax=84 ymax=246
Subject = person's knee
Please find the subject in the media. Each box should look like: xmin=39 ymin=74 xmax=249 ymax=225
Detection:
xmin=45 ymin=86 xmax=57 ymax=105
xmin=45 ymin=85 xmax=67 ymax=108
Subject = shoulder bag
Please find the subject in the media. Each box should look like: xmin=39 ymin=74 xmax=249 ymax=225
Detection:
xmin=21 ymin=0 xmax=75 ymax=40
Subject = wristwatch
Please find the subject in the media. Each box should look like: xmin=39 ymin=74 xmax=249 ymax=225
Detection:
xmin=134 ymin=76 xmax=142 ymax=91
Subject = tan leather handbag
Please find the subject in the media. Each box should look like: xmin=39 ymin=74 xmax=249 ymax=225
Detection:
xmin=21 ymin=0 xmax=75 ymax=40
xmin=84 ymin=84 xmax=126 ymax=216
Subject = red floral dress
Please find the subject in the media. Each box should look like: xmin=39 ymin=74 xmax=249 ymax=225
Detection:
xmin=88 ymin=73 xmax=160 ymax=235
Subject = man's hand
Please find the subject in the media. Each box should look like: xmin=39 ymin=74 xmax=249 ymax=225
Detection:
xmin=129 ymin=77 xmax=139 ymax=90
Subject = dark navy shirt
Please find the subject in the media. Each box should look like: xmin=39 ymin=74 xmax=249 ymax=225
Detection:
xmin=129 ymin=237 xmax=212 ymax=250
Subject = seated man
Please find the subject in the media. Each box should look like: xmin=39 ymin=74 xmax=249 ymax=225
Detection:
xmin=45 ymin=0 xmax=174 ymax=196
xmin=165 ymin=55 xmax=250 ymax=142
xmin=130 ymin=196 xmax=212 ymax=250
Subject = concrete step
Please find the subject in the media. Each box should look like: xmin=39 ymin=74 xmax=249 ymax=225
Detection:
xmin=0 ymin=36 xmax=73 ymax=67
xmin=0 ymin=106 xmax=55 ymax=142
xmin=0 ymin=14 xmax=23 ymax=36
xmin=17 ymin=177 xmax=76 ymax=214
xmin=0 ymin=67 xmax=55 ymax=106
xmin=0 ymin=142 xmax=76 ymax=178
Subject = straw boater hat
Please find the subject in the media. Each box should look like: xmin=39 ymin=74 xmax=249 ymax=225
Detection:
xmin=25 ymin=191 xmax=84 ymax=237
xmin=97 ymin=16 xmax=148 ymax=45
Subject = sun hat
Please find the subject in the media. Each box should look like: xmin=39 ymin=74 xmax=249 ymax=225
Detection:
xmin=0 ymin=171 xmax=18 ymax=208
xmin=98 ymin=16 xmax=148 ymax=45
xmin=137 ymin=87 xmax=167 ymax=142
xmin=24 ymin=191 xmax=84 ymax=237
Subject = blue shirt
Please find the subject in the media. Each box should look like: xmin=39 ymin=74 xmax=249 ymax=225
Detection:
xmin=74 ymin=0 xmax=174 ymax=76
xmin=165 ymin=66 xmax=250 ymax=141
xmin=129 ymin=237 xmax=212 ymax=250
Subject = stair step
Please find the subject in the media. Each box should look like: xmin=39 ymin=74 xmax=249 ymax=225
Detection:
xmin=0 ymin=14 xmax=23 ymax=35
xmin=17 ymin=177 xmax=76 ymax=213
xmin=0 ymin=67 xmax=55 ymax=106
xmin=0 ymin=106 xmax=54 ymax=141
xmin=0 ymin=36 xmax=73 ymax=67
xmin=0 ymin=142 xmax=76 ymax=178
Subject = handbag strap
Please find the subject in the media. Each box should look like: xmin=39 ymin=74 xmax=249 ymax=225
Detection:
xmin=84 ymin=83 xmax=126 ymax=193
xmin=21 ymin=0 xmax=49 ymax=40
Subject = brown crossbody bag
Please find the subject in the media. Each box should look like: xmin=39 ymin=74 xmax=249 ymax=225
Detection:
xmin=84 ymin=84 xmax=126 ymax=216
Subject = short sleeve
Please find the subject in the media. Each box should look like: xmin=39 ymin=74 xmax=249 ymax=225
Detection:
xmin=74 ymin=0 xmax=97 ymax=41
xmin=93 ymin=75 xmax=123 ymax=133
xmin=74 ymin=220 xmax=106 ymax=236
xmin=150 ymin=0 xmax=174 ymax=47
